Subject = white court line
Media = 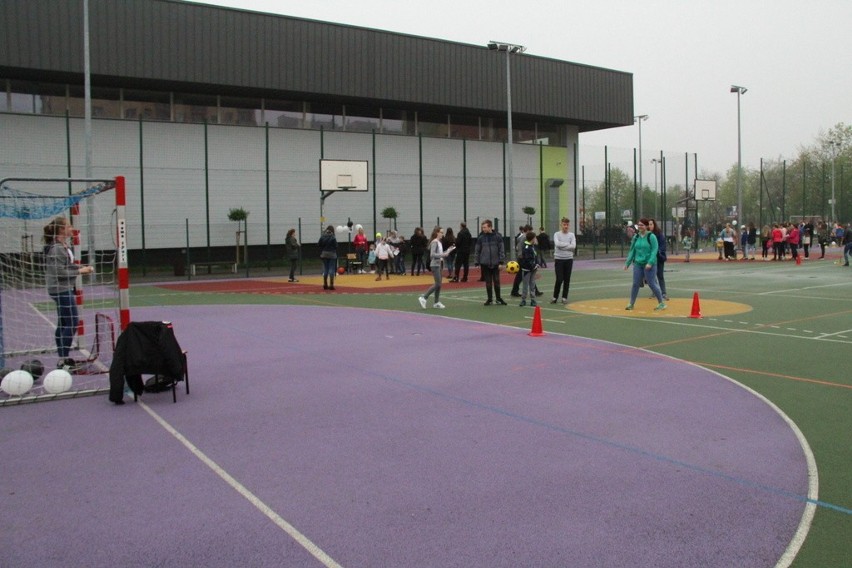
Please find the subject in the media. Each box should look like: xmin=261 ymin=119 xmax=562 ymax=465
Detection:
xmin=758 ymin=281 xmax=852 ymax=295
xmin=448 ymin=294 xmax=852 ymax=343
xmin=138 ymin=401 xmax=343 ymax=568
xmin=815 ymin=329 xmax=852 ymax=339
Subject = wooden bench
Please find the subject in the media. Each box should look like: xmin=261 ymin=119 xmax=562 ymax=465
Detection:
xmin=189 ymin=261 xmax=238 ymax=276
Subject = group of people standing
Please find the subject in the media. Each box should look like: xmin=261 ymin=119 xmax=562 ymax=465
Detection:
xmin=306 ymin=218 xmax=582 ymax=309
xmin=714 ymin=219 xmax=850 ymax=263
xmin=759 ymin=220 xmax=848 ymax=262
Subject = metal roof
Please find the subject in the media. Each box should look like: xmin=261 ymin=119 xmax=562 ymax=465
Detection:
xmin=0 ymin=0 xmax=634 ymax=131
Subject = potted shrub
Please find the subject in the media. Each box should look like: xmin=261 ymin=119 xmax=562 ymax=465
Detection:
xmin=381 ymin=206 xmax=398 ymax=232
xmin=227 ymin=207 xmax=249 ymax=263
xmin=522 ymin=206 xmax=536 ymax=227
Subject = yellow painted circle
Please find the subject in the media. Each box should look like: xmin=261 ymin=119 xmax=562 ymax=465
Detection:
xmin=568 ymin=297 xmax=751 ymax=318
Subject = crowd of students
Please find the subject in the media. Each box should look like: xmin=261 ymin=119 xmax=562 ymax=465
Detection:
xmin=305 ymin=217 xmax=851 ymax=307
xmin=714 ymin=219 xmax=852 ymax=263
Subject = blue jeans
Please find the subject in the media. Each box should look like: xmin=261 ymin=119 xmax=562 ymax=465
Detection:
xmin=629 ymin=264 xmax=663 ymax=306
xmin=50 ymin=289 xmax=78 ymax=358
xmin=321 ymin=257 xmax=336 ymax=277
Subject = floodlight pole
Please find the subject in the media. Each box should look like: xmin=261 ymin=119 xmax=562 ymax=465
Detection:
xmin=830 ymin=140 xmax=841 ymax=222
xmin=651 ymin=158 xmax=660 ymax=219
xmin=635 ymin=115 xmax=648 ymax=218
xmin=731 ymin=85 xmax=747 ymax=224
xmin=488 ymin=41 xmax=526 ymax=240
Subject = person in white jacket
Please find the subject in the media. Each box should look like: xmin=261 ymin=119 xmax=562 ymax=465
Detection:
xmin=551 ymin=217 xmax=576 ymax=304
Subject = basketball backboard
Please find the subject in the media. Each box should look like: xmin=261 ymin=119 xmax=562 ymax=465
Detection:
xmin=695 ymin=179 xmax=717 ymax=201
xmin=320 ymin=159 xmax=368 ymax=191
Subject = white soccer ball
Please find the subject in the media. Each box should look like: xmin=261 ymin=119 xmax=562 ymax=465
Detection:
xmin=732 ymin=220 xmax=738 ymax=226
xmin=1 ymin=370 xmax=34 ymax=396
xmin=43 ymin=369 xmax=73 ymax=394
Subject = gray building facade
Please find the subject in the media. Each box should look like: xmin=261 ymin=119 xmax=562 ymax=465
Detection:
xmin=0 ymin=0 xmax=633 ymax=259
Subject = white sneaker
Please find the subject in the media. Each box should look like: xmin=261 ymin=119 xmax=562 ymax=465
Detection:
xmin=418 ymin=296 xmax=427 ymax=309
xmin=433 ymin=302 xmax=446 ymax=309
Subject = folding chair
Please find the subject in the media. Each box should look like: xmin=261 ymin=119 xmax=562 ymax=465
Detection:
xmin=109 ymin=321 xmax=189 ymax=404
xmin=346 ymin=253 xmax=363 ymax=273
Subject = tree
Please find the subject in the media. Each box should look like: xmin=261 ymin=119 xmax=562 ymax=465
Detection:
xmin=522 ymin=206 xmax=536 ymax=227
xmin=381 ymin=206 xmax=398 ymax=232
xmin=227 ymin=207 xmax=249 ymax=264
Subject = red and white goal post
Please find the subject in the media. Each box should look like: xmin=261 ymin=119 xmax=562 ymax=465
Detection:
xmin=0 ymin=176 xmax=130 ymax=405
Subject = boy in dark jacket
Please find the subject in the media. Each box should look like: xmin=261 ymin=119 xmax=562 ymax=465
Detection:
xmin=519 ymin=231 xmax=538 ymax=307
xmin=474 ymin=219 xmax=506 ymax=305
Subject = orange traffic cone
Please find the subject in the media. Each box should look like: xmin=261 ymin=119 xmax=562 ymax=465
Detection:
xmin=795 ymin=255 xmax=802 ymax=265
xmin=529 ymin=305 xmax=545 ymax=336
xmin=689 ymin=292 xmax=702 ymax=319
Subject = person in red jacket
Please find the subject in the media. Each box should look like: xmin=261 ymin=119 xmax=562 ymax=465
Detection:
xmin=771 ymin=223 xmax=784 ymax=261
xmin=787 ymin=223 xmax=800 ymax=261
xmin=352 ymin=226 xmax=368 ymax=274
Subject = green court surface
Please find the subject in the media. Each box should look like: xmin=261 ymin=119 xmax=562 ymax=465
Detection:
xmin=133 ymin=256 xmax=852 ymax=567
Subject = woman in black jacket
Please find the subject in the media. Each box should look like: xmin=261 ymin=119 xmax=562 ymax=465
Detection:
xmin=409 ymin=227 xmax=428 ymax=276
xmin=318 ymin=225 xmax=337 ymax=290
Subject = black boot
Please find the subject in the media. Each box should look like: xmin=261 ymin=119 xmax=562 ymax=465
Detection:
xmin=323 ymin=276 xmax=328 ymax=290
xmin=329 ymin=277 xmax=335 ymax=290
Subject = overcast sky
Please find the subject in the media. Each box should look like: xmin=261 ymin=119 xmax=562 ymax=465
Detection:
xmin=197 ymin=0 xmax=851 ymax=176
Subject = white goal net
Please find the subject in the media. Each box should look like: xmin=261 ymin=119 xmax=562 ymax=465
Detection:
xmin=0 ymin=177 xmax=129 ymax=405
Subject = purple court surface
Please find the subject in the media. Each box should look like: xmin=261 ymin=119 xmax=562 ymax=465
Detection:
xmin=1 ymin=305 xmax=812 ymax=567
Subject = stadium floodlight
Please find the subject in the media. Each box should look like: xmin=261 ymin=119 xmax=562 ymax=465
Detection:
xmin=730 ymin=85 xmax=747 ymax=225
xmin=487 ymin=41 xmax=526 ymax=237
xmin=635 ymin=115 xmax=649 ymax=217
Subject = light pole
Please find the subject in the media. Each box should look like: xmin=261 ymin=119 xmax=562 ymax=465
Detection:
xmin=651 ymin=158 xmax=660 ymax=218
xmin=730 ymin=85 xmax=747 ymax=224
xmin=830 ymin=140 xmax=841 ymax=222
xmin=635 ymin=115 xmax=648 ymax=218
xmin=488 ymin=41 xmax=526 ymax=237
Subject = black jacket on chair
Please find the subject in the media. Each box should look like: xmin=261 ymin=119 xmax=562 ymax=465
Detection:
xmin=109 ymin=321 xmax=184 ymax=403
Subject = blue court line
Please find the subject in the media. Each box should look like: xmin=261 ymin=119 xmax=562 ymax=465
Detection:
xmin=373 ymin=369 xmax=852 ymax=517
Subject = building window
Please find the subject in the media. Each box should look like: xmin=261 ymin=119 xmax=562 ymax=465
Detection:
xmin=537 ymin=123 xmax=563 ymax=146
xmin=381 ymin=108 xmax=414 ymax=135
xmin=6 ymin=80 xmax=67 ymax=115
xmin=173 ymin=93 xmax=217 ymax=124
xmin=123 ymin=89 xmax=170 ymax=121
xmin=417 ymin=111 xmax=449 ymax=138
xmin=219 ymin=96 xmax=261 ymax=126
xmin=513 ymin=119 xmax=537 ymax=144
xmin=450 ymin=114 xmax=480 ymax=140
xmin=0 ymin=78 xmax=571 ymax=148
xmin=344 ymin=105 xmax=380 ymax=133
xmin=305 ymin=102 xmax=342 ymax=130
xmin=264 ymin=99 xmax=303 ymax=128
xmin=63 ymin=85 xmax=122 ymax=118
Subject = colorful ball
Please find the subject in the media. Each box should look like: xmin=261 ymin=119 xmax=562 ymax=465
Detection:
xmin=43 ymin=369 xmax=73 ymax=394
xmin=506 ymin=260 xmax=520 ymax=274
xmin=337 ymin=266 xmax=345 ymax=275
xmin=1 ymin=370 xmax=34 ymax=396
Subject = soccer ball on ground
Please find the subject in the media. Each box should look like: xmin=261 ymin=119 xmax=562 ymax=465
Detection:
xmin=43 ymin=369 xmax=73 ymax=394
xmin=337 ymin=266 xmax=345 ymax=275
xmin=1 ymin=370 xmax=34 ymax=396
xmin=506 ymin=260 xmax=520 ymax=274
